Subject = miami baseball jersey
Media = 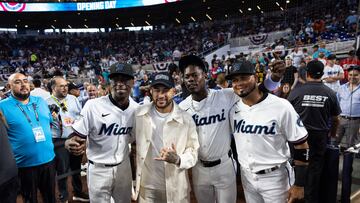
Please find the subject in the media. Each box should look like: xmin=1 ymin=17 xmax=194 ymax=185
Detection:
xmin=322 ymin=64 xmax=344 ymax=92
xmin=179 ymin=88 xmax=238 ymax=160
xmin=72 ymin=95 xmax=139 ymax=164
xmin=230 ymin=93 xmax=308 ymax=173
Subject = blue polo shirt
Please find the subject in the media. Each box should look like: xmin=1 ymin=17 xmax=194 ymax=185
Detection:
xmin=0 ymin=95 xmax=55 ymax=168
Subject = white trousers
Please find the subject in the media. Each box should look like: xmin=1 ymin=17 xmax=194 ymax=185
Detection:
xmin=87 ymin=158 xmax=132 ymax=203
xmin=192 ymin=157 xmax=237 ymax=203
xmin=240 ymin=163 xmax=294 ymax=203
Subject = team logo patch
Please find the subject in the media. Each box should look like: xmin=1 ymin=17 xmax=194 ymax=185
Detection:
xmin=249 ymin=34 xmax=268 ymax=45
xmin=296 ymin=116 xmax=304 ymax=127
xmin=154 ymin=74 xmax=169 ymax=80
xmin=0 ymin=3 xmax=26 ymax=12
xmin=115 ymin=63 xmax=125 ymax=72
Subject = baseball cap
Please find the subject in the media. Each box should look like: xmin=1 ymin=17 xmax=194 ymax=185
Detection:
xmin=109 ymin=63 xmax=134 ymax=79
xmin=225 ymin=60 xmax=256 ymax=80
xmin=327 ymin=54 xmax=336 ymax=60
xmin=306 ymin=60 xmax=324 ymax=76
xmin=179 ymin=55 xmax=206 ymax=73
xmin=68 ymin=82 xmax=80 ymax=91
xmin=150 ymin=72 xmax=175 ymax=88
xmin=348 ymin=65 xmax=360 ymax=71
xmin=285 ymin=55 xmax=293 ymax=60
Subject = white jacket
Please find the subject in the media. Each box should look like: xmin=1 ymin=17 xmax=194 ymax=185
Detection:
xmin=134 ymin=102 xmax=199 ymax=203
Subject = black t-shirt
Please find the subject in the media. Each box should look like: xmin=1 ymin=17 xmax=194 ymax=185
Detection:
xmin=288 ymin=82 xmax=341 ymax=131
xmin=0 ymin=119 xmax=17 ymax=185
xmin=282 ymin=65 xmax=298 ymax=85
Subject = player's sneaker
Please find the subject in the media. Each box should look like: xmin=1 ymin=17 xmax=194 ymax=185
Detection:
xmin=73 ymin=192 xmax=90 ymax=202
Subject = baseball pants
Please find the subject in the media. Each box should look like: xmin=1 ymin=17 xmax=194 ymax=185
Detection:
xmin=87 ymin=157 xmax=132 ymax=203
xmin=240 ymin=163 xmax=293 ymax=203
xmin=192 ymin=156 xmax=237 ymax=203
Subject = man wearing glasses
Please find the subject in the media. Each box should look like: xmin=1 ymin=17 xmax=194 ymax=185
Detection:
xmin=46 ymin=76 xmax=88 ymax=203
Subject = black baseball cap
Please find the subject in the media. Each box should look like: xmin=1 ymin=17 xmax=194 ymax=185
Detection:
xmin=179 ymin=55 xmax=206 ymax=73
xmin=327 ymin=54 xmax=337 ymax=60
xmin=225 ymin=60 xmax=256 ymax=80
xmin=306 ymin=60 xmax=324 ymax=76
xmin=109 ymin=63 xmax=134 ymax=79
xmin=68 ymin=82 xmax=80 ymax=91
xmin=348 ymin=65 xmax=360 ymax=71
xmin=150 ymin=72 xmax=175 ymax=88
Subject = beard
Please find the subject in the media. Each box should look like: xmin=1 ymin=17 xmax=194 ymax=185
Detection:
xmin=238 ymin=83 xmax=256 ymax=98
xmin=13 ymin=92 xmax=30 ymax=101
xmin=155 ymin=99 xmax=173 ymax=110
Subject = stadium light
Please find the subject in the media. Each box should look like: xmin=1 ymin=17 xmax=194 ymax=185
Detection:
xmin=191 ymin=16 xmax=196 ymax=22
xmin=206 ymin=14 xmax=212 ymax=20
xmin=175 ymin=18 xmax=181 ymax=24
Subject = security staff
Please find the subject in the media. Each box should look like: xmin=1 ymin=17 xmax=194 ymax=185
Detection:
xmin=288 ymin=60 xmax=341 ymax=203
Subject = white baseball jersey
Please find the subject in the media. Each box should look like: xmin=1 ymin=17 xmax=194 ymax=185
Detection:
xmin=179 ymin=88 xmax=238 ymax=161
xmin=322 ymin=64 xmax=344 ymax=92
xmin=230 ymin=93 xmax=308 ymax=173
xmin=72 ymin=95 xmax=139 ymax=164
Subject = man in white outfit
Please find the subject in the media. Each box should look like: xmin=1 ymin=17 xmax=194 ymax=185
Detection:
xmin=133 ymin=72 xmax=199 ymax=203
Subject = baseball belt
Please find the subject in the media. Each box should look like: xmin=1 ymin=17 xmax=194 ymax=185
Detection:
xmin=88 ymin=160 xmax=122 ymax=167
xmin=200 ymin=150 xmax=232 ymax=167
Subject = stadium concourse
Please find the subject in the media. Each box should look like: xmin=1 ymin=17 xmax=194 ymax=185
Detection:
xmin=0 ymin=0 xmax=359 ymax=203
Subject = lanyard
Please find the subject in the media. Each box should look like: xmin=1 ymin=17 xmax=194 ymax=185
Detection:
xmin=17 ymin=103 xmax=39 ymax=126
xmin=51 ymin=95 xmax=67 ymax=112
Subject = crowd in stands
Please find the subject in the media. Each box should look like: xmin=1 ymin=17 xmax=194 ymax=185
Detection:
xmin=0 ymin=0 xmax=357 ymax=82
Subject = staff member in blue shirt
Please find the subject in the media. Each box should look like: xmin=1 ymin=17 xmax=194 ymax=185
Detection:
xmin=0 ymin=73 xmax=55 ymax=203
xmin=336 ymin=65 xmax=360 ymax=147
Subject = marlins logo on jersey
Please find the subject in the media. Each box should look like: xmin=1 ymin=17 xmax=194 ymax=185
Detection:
xmin=233 ymin=119 xmax=277 ymax=135
xmin=98 ymin=123 xmax=132 ymax=136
